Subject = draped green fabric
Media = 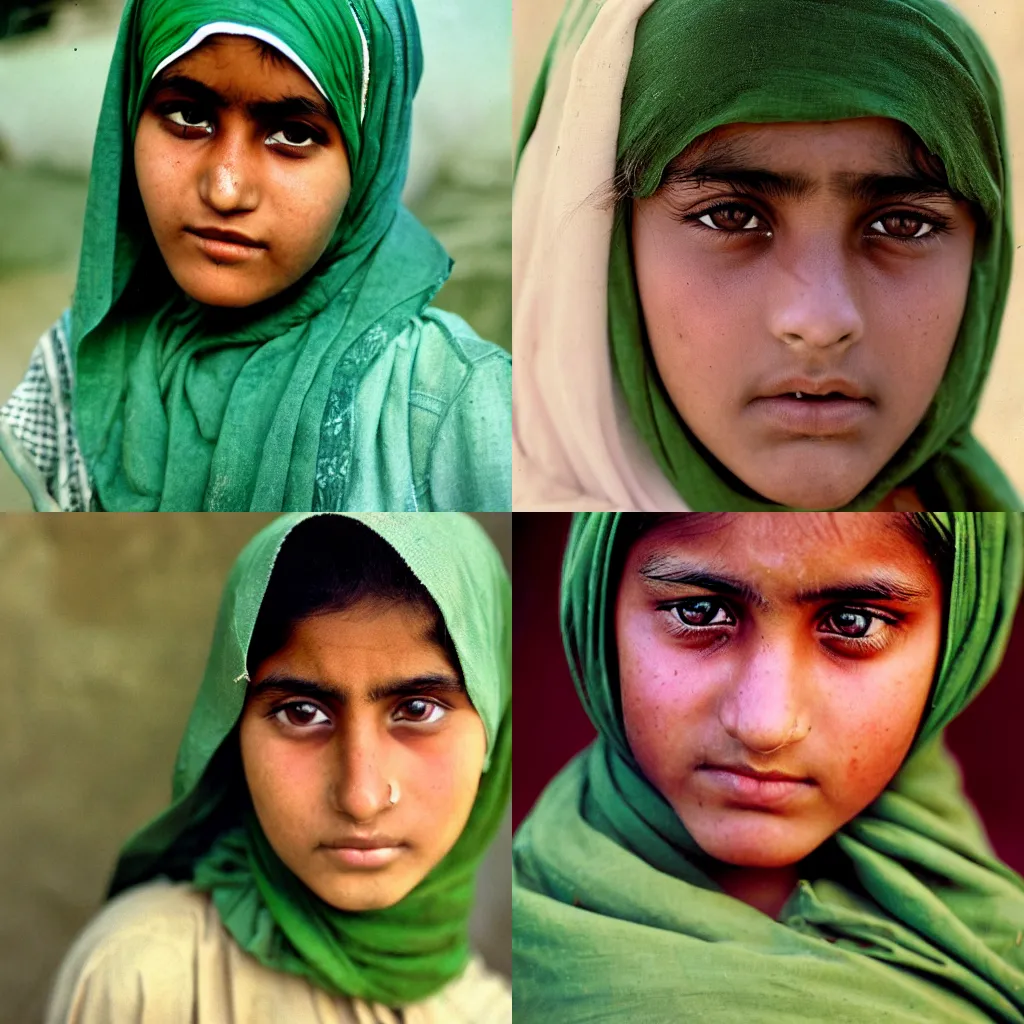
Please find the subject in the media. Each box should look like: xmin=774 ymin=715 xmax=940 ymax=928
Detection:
xmin=513 ymin=513 xmax=1024 ymax=1022
xmin=523 ymin=0 xmax=1020 ymax=511
xmin=106 ymin=513 xmax=512 ymax=1006
xmin=73 ymin=0 xmax=454 ymax=510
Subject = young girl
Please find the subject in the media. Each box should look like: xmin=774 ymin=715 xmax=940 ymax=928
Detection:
xmin=45 ymin=513 xmax=511 ymax=1022
xmin=513 ymin=0 xmax=1020 ymax=512
xmin=0 ymin=0 xmax=511 ymax=512
xmin=513 ymin=512 xmax=1024 ymax=1021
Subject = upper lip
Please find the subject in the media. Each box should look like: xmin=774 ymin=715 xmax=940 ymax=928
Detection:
xmin=323 ymin=834 xmax=402 ymax=850
xmin=701 ymin=762 xmax=812 ymax=783
xmin=186 ymin=226 xmax=266 ymax=248
xmin=757 ymin=376 xmax=868 ymax=401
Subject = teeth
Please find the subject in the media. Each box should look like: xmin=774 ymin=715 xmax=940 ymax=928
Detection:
xmin=795 ymin=391 xmax=804 ymax=399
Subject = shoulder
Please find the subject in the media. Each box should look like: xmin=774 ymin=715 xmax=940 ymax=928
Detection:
xmin=414 ymin=956 xmax=511 ymax=1024
xmin=401 ymin=308 xmax=511 ymax=406
xmin=414 ymin=311 xmax=511 ymax=511
xmin=44 ymin=880 xmax=206 ymax=1023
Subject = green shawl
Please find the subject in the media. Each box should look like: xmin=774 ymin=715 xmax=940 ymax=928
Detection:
xmin=73 ymin=0 xmax=452 ymax=510
xmin=107 ymin=513 xmax=511 ymax=1006
xmin=522 ymin=0 xmax=1020 ymax=511
xmin=513 ymin=513 xmax=1024 ymax=1022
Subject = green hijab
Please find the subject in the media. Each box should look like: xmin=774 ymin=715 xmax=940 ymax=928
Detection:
xmin=522 ymin=0 xmax=1020 ymax=510
xmin=73 ymin=0 xmax=452 ymax=510
xmin=513 ymin=513 xmax=1024 ymax=1022
xmin=107 ymin=513 xmax=511 ymax=1006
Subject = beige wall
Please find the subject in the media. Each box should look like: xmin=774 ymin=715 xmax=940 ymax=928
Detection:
xmin=512 ymin=1 xmax=1024 ymax=496
xmin=0 ymin=513 xmax=510 ymax=1023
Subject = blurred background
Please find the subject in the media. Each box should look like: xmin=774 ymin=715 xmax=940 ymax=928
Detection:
xmin=513 ymin=0 xmax=1024 ymax=502
xmin=513 ymin=513 xmax=1024 ymax=880
xmin=0 ymin=0 xmax=511 ymax=508
xmin=0 ymin=513 xmax=511 ymax=1023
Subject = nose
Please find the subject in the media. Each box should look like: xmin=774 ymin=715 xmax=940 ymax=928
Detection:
xmin=768 ymin=237 xmax=864 ymax=353
xmin=718 ymin=633 xmax=811 ymax=755
xmin=198 ymin=128 xmax=259 ymax=215
xmin=329 ymin=722 xmax=393 ymax=823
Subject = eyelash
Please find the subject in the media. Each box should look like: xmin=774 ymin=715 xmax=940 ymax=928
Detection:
xmin=266 ymin=698 xmax=449 ymax=732
xmin=682 ymin=201 xmax=953 ymax=246
xmin=660 ymin=597 xmax=901 ymax=655
xmin=154 ymin=101 xmax=328 ymax=151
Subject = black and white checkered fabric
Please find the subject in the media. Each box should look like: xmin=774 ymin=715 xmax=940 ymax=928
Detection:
xmin=0 ymin=313 xmax=92 ymax=511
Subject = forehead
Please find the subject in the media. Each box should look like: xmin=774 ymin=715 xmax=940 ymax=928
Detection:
xmin=671 ymin=117 xmax=917 ymax=179
xmin=157 ymin=34 xmax=320 ymax=99
xmin=629 ymin=513 xmax=936 ymax=583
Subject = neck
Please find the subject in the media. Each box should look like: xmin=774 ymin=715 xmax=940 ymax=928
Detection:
xmin=873 ymin=485 xmax=926 ymax=511
xmin=710 ymin=863 xmax=800 ymax=919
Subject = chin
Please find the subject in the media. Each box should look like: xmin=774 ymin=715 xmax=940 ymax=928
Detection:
xmin=313 ymin=875 xmax=417 ymax=913
xmin=690 ymin=818 xmax=817 ymax=868
xmin=171 ymin=273 xmax=269 ymax=308
xmin=738 ymin=462 xmax=874 ymax=510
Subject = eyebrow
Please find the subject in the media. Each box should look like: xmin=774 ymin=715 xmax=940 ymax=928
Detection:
xmin=638 ymin=556 xmax=930 ymax=607
xmin=249 ymin=672 xmax=466 ymax=706
xmin=659 ymin=139 xmax=954 ymax=204
xmin=150 ymin=74 xmax=334 ymax=123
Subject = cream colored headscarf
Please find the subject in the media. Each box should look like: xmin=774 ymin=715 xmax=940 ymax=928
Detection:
xmin=513 ymin=0 xmax=683 ymax=512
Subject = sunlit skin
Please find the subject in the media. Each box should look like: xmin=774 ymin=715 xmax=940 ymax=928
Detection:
xmin=240 ymin=600 xmax=487 ymax=912
xmin=615 ymin=513 xmax=943 ymax=917
xmin=134 ymin=35 xmax=352 ymax=308
xmin=632 ymin=118 xmax=977 ymax=510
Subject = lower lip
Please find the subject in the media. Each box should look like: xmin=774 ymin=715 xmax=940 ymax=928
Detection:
xmin=699 ymin=768 xmax=814 ymax=809
xmin=322 ymin=845 xmax=403 ymax=868
xmin=750 ymin=396 xmax=873 ymax=435
xmin=188 ymin=233 xmax=264 ymax=264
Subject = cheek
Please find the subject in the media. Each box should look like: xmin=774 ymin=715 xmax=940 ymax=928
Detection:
xmin=618 ymin=611 xmax=712 ymax=777
xmin=267 ymin=158 xmax=351 ymax=259
xmin=633 ymin=210 xmax=755 ymax=416
xmin=825 ymin=657 xmax=934 ymax=811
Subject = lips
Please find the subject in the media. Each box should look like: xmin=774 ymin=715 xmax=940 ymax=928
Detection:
xmin=186 ymin=226 xmax=266 ymax=248
xmin=185 ymin=226 xmax=267 ymax=265
xmin=749 ymin=379 xmax=874 ymax=435
xmin=322 ymin=834 xmax=406 ymax=869
xmin=698 ymin=762 xmax=815 ymax=809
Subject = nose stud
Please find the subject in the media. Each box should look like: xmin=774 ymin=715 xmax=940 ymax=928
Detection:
xmin=388 ymin=781 xmax=400 ymax=806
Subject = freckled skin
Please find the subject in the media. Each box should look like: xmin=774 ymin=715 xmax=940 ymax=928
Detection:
xmin=632 ymin=118 xmax=976 ymax=509
xmin=133 ymin=36 xmax=352 ymax=308
xmin=615 ymin=514 xmax=942 ymax=911
xmin=239 ymin=601 xmax=486 ymax=912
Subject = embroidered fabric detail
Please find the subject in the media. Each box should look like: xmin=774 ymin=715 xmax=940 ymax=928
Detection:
xmin=313 ymin=323 xmax=391 ymax=511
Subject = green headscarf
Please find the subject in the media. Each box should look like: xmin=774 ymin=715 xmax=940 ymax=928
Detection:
xmin=107 ymin=513 xmax=511 ymax=1006
xmin=522 ymin=0 xmax=1020 ymax=511
xmin=73 ymin=0 xmax=452 ymax=510
xmin=513 ymin=513 xmax=1024 ymax=1022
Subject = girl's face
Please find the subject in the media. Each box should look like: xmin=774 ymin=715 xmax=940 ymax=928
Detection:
xmin=615 ymin=513 xmax=943 ymax=868
xmin=632 ymin=118 xmax=977 ymax=509
xmin=134 ymin=35 xmax=352 ymax=308
xmin=239 ymin=599 xmax=487 ymax=912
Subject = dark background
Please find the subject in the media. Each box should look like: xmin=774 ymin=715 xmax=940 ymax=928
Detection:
xmin=513 ymin=513 xmax=1024 ymax=876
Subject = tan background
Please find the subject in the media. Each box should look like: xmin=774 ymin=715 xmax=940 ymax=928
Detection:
xmin=513 ymin=0 xmax=1024 ymax=497
xmin=0 ymin=513 xmax=511 ymax=1024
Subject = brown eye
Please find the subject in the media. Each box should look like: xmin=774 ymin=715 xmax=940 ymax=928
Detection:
xmin=870 ymin=213 xmax=933 ymax=239
xmin=273 ymin=701 xmax=329 ymax=728
xmin=827 ymin=610 xmax=872 ymax=637
xmin=697 ymin=205 xmax=764 ymax=232
xmin=670 ymin=598 xmax=735 ymax=627
xmin=394 ymin=699 xmax=445 ymax=725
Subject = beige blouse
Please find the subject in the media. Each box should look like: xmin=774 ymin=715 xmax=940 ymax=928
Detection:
xmin=44 ymin=880 xmax=511 ymax=1024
